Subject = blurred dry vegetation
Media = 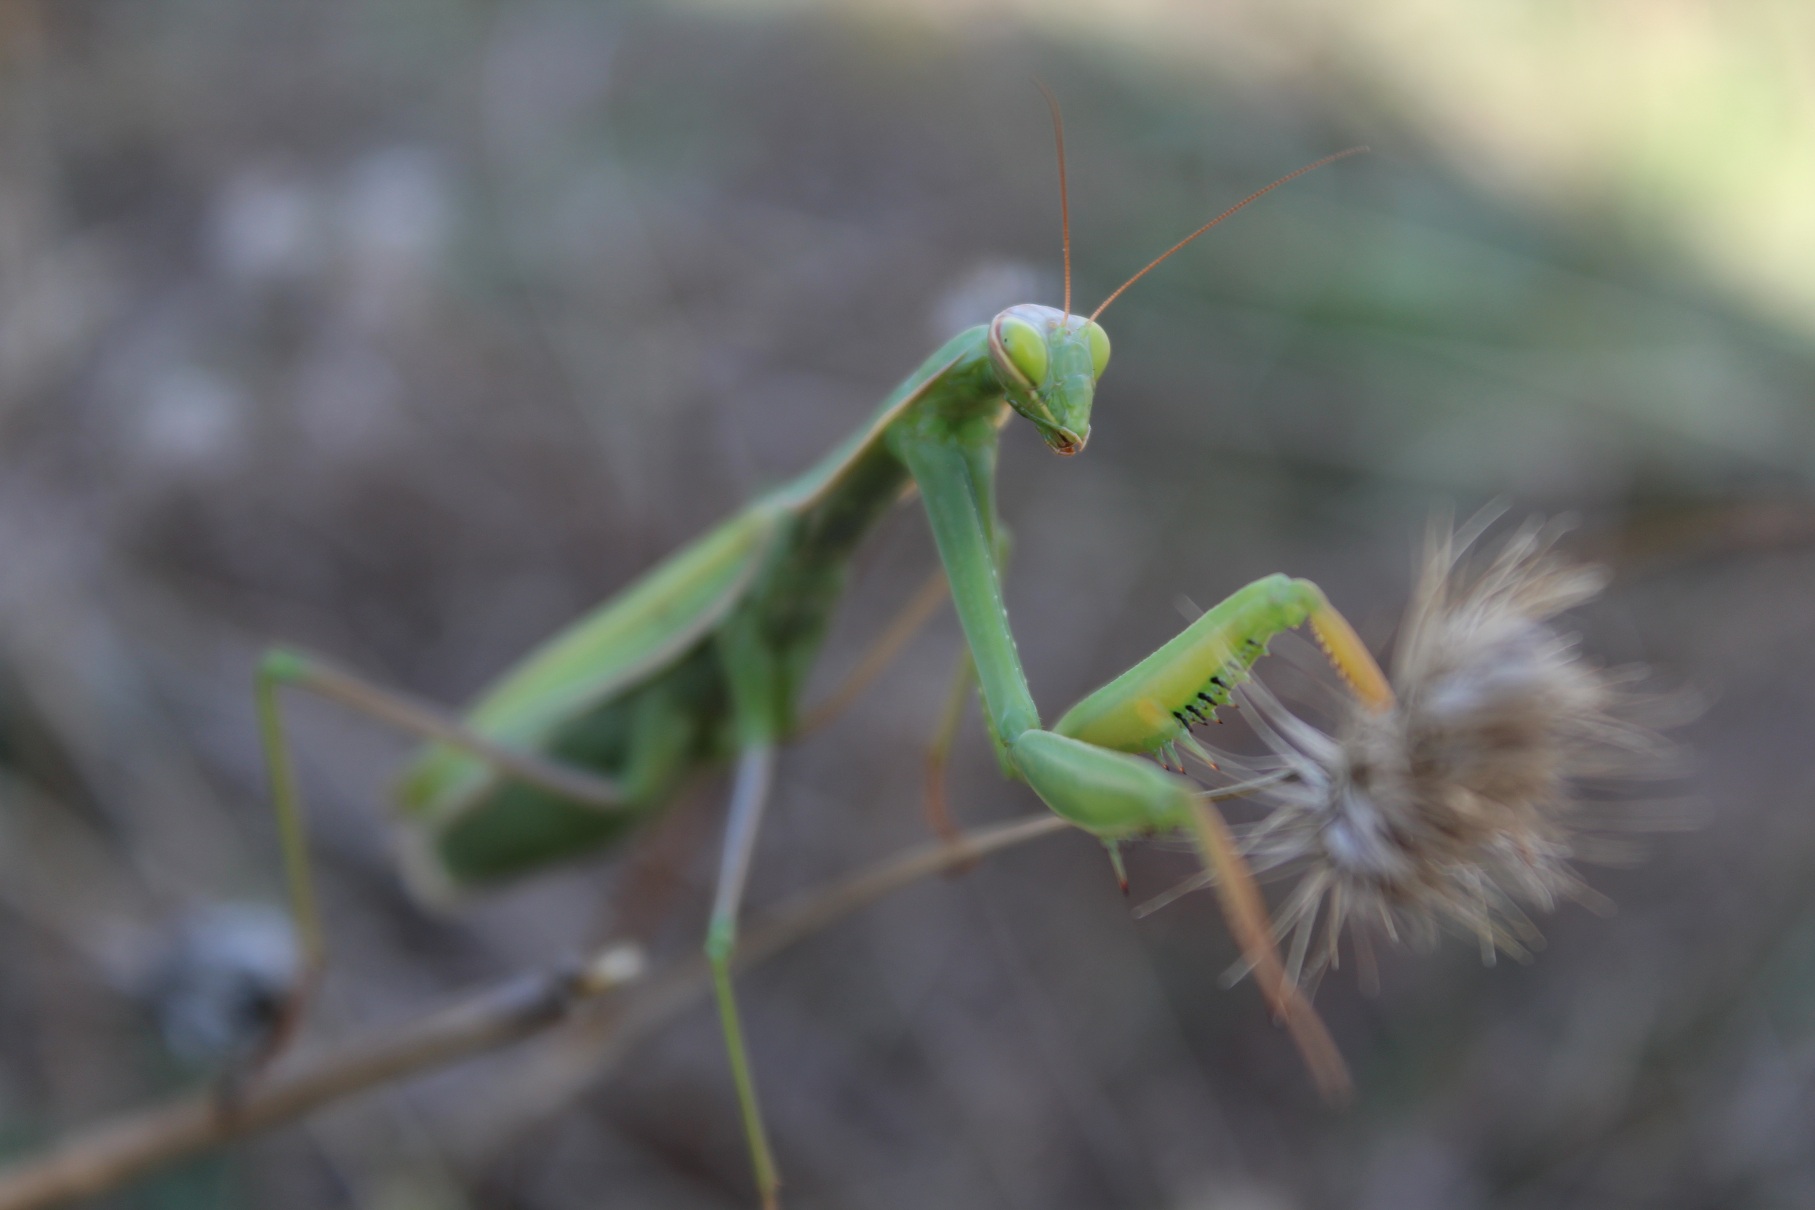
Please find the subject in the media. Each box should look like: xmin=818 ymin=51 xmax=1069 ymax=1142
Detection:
xmin=2 ymin=0 xmax=1815 ymax=1207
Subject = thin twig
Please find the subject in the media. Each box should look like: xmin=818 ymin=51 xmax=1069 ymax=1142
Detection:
xmin=0 ymin=814 xmax=1071 ymax=1210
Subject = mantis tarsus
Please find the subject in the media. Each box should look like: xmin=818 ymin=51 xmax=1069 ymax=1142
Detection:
xmin=253 ymin=94 xmax=1384 ymax=1207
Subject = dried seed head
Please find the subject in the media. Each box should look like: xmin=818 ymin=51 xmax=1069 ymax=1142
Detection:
xmin=1178 ymin=518 xmax=1678 ymax=987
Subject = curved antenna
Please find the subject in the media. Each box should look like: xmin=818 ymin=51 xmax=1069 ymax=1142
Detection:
xmin=1090 ymin=145 xmax=1369 ymax=322
xmin=1034 ymin=78 xmax=1071 ymax=319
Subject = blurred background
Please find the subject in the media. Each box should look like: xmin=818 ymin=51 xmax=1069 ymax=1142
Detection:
xmin=1 ymin=0 xmax=1813 ymax=1206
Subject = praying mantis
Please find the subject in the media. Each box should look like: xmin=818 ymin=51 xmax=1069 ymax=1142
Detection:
xmin=252 ymin=94 xmax=1387 ymax=1208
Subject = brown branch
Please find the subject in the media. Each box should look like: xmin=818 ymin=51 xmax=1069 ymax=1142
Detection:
xmin=0 ymin=814 xmax=1071 ymax=1210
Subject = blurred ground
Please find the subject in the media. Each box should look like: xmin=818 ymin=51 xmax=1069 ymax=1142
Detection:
xmin=2 ymin=1 xmax=1815 ymax=1207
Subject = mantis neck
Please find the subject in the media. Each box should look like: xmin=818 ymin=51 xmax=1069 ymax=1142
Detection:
xmin=884 ymin=348 xmax=1040 ymax=744
xmin=736 ymin=326 xmax=1013 ymax=739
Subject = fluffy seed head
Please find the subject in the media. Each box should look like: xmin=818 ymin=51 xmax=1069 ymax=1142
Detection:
xmin=1182 ymin=518 xmax=1676 ymax=987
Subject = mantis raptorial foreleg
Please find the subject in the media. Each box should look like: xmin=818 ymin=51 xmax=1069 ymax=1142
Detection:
xmin=891 ymin=420 xmax=1392 ymax=1096
xmin=922 ymin=520 xmax=1008 ymax=850
xmin=1039 ymin=578 xmax=1394 ymax=1096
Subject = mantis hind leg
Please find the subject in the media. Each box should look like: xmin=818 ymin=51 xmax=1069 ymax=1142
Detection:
xmin=249 ymin=648 xmax=627 ymax=1067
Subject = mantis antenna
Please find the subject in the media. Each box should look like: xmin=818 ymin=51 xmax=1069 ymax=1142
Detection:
xmin=1035 ymin=78 xmax=1072 ymax=319
xmin=1091 ymin=144 xmax=1370 ymax=322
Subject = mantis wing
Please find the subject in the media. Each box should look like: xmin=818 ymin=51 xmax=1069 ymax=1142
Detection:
xmin=396 ymin=333 xmax=980 ymax=872
xmin=396 ymin=502 xmax=786 ymax=823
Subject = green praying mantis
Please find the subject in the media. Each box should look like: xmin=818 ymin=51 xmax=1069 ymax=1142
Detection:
xmin=252 ymin=94 xmax=1388 ymax=1208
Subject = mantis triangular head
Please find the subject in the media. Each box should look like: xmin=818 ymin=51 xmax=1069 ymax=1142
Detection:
xmin=988 ymin=304 xmax=1109 ymax=455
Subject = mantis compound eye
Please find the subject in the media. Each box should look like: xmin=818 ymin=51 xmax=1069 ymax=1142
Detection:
xmin=1085 ymin=320 xmax=1111 ymax=378
xmin=996 ymin=314 xmax=1049 ymax=388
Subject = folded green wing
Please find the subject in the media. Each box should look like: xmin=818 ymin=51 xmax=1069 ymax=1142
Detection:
xmin=396 ymin=502 xmax=785 ymax=821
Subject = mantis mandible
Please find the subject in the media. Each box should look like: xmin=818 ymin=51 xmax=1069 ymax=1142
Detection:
xmin=252 ymin=93 xmax=1386 ymax=1207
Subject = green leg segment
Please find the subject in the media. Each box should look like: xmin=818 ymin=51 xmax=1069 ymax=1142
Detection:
xmin=890 ymin=433 xmax=1037 ymax=744
xmin=892 ymin=430 xmax=1214 ymax=836
xmin=254 ymin=654 xmax=326 ymax=979
xmin=251 ymin=648 xmax=628 ymax=1055
xmin=704 ymin=743 xmax=781 ymax=1210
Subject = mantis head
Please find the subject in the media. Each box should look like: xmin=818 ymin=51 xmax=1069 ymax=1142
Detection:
xmin=988 ymin=303 xmax=1110 ymax=456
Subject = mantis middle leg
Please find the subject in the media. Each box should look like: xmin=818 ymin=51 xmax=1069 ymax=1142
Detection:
xmin=703 ymin=606 xmax=807 ymax=1209
xmin=704 ymin=743 xmax=781 ymax=1209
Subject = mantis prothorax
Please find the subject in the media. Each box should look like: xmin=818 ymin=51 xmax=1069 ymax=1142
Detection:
xmin=253 ymin=93 xmax=1382 ymax=1207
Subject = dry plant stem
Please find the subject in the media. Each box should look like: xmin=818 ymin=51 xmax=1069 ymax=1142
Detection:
xmin=795 ymin=569 xmax=949 ymax=737
xmin=0 ymin=814 xmax=1070 ymax=1210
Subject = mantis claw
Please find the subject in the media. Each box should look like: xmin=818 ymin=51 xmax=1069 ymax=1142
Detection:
xmin=1105 ymin=841 xmax=1130 ymax=895
xmin=1308 ymin=599 xmax=1395 ymax=714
